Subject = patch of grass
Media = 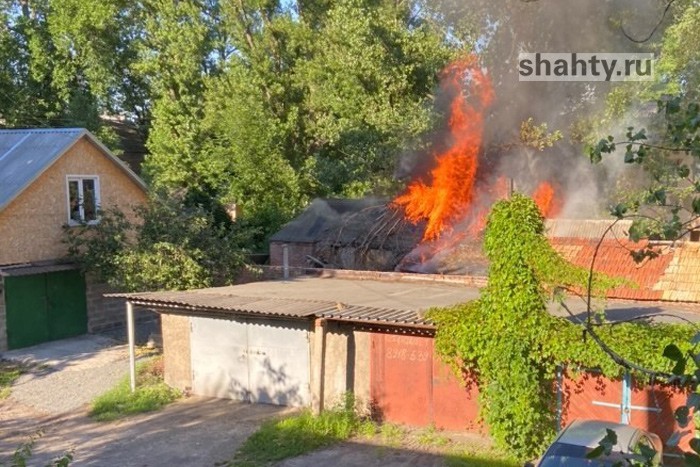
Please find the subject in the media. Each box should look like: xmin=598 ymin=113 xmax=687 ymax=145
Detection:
xmin=89 ymin=357 xmax=180 ymax=421
xmin=0 ymin=360 xmax=26 ymax=400
xmin=379 ymin=423 xmax=405 ymax=447
xmin=444 ymin=446 xmax=520 ymax=467
xmin=416 ymin=425 xmax=451 ymax=447
xmin=232 ymin=395 xmax=375 ymax=466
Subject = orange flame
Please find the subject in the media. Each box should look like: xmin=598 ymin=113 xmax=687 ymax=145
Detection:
xmin=532 ymin=182 xmax=561 ymax=218
xmin=394 ymin=55 xmax=494 ymax=241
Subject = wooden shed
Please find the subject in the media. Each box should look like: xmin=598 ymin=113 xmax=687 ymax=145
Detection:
xmin=269 ymin=198 xmax=422 ymax=272
xmin=0 ymin=128 xmax=148 ymax=350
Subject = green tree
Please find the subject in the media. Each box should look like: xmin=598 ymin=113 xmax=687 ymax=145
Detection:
xmin=138 ymin=0 xmax=216 ymax=190
xmin=64 ymin=196 xmax=250 ymax=292
xmin=0 ymin=0 xmax=149 ymax=146
xmin=208 ymin=0 xmax=454 ymax=236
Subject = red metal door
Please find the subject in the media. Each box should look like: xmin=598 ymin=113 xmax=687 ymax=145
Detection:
xmin=370 ymin=332 xmax=480 ymax=430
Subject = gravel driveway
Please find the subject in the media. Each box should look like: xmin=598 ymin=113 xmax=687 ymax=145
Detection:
xmin=2 ymin=334 xmax=130 ymax=414
xmin=0 ymin=334 xmax=290 ymax=466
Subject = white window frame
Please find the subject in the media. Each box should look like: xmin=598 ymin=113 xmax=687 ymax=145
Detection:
xmin=66 ymin=175 xmax=101 ymax=226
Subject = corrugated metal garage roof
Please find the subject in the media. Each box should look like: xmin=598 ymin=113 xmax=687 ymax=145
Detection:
xmin=107 ymin=277 xmax=465 ymax=326
xmin=0 ymin=128 xmax=147 ymax=212
xmin=108 ymin=277 xmax=700 ymax=327
xmin=316 ymin=305 xmax=428 ymax=326
xmin=114 ymin=291 xmax=339 ymax=318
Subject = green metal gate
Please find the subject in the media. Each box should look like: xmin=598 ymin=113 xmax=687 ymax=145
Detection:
xmin=5 ymin=269 xmax=87 ymax=349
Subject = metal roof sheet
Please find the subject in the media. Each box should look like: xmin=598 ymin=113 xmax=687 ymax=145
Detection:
xmin=0 ymin=263 xmax=77 ymax=277
xmin=107 ymin=287 xmax=433 ymax=326
xmin=109 ymin=290 xmax=349 ymax=319
xmin=317 ymin=305 xmax=428 ymax=326
xmin=107 ymin=276 xmax=700 ymax=327
xmin=0 ymin=128 xmax=147 ymax=212
xmin=545 ymin=218 xmax=633 ymax=239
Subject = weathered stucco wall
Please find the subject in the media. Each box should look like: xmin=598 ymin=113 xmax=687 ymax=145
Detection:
xmin=320 ymin=322 xmax=371 ymax=411
xmin=0 ymin=137 xmax=147 ymax=266
xmin=161 ymin=313 xmax=192 ymax=393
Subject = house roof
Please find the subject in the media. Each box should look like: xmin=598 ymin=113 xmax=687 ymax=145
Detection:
xmin=270 ymin=198 xmax=397 ymax=244
xmin=107 ymin=276 xmax=700 ymax=327
xmin=417 ymin=217 xmax=700 ymax=304
xmin=0 ymin=128 xmax=147 ymax=212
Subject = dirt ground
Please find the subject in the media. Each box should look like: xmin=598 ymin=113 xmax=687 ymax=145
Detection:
xmin=1 ymin=396 xmax=505 ymax=467
xmin=0 ymin=396 xmax=290 ymax=466
xmin=1 ymin=334 xmax=503 ymax=466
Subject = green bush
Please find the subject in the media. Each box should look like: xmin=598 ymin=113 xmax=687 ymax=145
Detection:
xmin=64 ymin=194 xmax=251 ymax=292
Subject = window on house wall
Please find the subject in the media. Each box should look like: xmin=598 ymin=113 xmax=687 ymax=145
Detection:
xmin=67 ymin=176 xmax=100 ymax=224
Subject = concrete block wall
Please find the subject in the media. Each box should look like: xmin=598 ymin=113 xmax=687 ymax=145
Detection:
xmin=85 ymin=276 xmax=126 ymax=332
xmin=0 ymin=276 xmax=6 ymax=351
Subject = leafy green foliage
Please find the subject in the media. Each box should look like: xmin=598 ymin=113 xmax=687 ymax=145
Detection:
xmin=231 ymin=394 xmax=375 ymax=466
xmin=64 ymin=195 xmax=250 ymax=292
xmin=428 ymin=195 xmax=695 ymax=460
xmin=588 ymin=92 xmax=700 ymax=250
xmin=142 ymin=0 xmax=457 ymax=241
xmin=519 ymin=118 xmax=563 ymax=151
xmin=586 ymin=428 xmax=617 ymax=460
xmin=89 ymin=357 xmax=180 ymax=422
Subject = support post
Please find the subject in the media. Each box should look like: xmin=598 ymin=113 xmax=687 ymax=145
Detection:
xmin=556 ymin=365 xmax=564 ymax=430
xmin=127 ymin=301 xmax=136 ymax=393
xmin=312 ymin=318 xmax=327 ymax=414
xmin=282 ymin=243 xmax=289 ymax=279
xmin=621 ymin=370 xmax=632 ymax=424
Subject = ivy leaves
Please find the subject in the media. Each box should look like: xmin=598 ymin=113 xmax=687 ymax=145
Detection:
xmin=428 ymin=195 xmax=695 ymax=461
xmin=588 ymin=96 xmax=700 ymax=245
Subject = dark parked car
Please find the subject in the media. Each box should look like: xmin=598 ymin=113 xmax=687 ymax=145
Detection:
xmin=527 ymin=419 xmax=663 ymax=466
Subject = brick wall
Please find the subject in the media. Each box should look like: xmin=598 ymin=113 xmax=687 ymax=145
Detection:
xmin=85 ymin=274 xmax=156 ymax=333
xmin=269 ymin=241 xmax=315 ymax=268
xmin=0 ymin=276 xmax=6 ymax=351
xmin=161 ymin=314 xmax=192 ymax=392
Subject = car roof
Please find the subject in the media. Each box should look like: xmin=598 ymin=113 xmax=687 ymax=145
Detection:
xmin=556 ymin=420 xmax=640 ymax=450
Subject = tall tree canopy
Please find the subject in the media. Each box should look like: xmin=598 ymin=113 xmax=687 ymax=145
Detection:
xmin=5 ymin=0 xmax=694 ymax=245
xmin=0 ymin=0 xmax=460 ymax=243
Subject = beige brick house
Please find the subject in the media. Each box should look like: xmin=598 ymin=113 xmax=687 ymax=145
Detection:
xmin=0 ymin=128 xmax=148 ymax=350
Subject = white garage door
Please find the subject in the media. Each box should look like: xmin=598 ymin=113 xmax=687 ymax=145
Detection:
xmin=190 ymin=316 xmax=312 ymax=407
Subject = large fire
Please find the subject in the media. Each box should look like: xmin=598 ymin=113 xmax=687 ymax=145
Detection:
xmin=394 ymin=55 xmax=561 ymax=244
xmin=394 ymin=55 xmax=493 ymax=241
xmin=532 ymin=181 xmax=561 ymax=218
